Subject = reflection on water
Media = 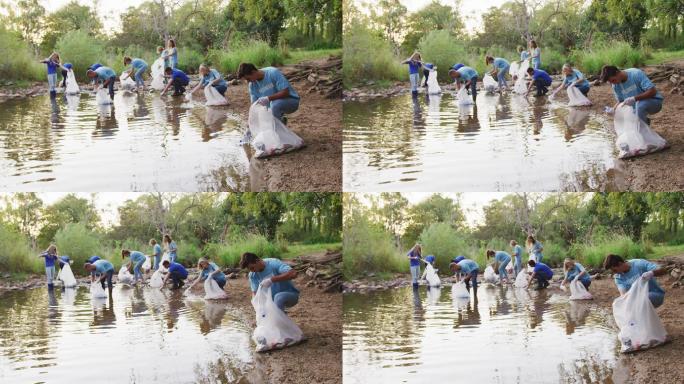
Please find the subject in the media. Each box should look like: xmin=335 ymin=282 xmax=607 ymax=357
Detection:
xmin=0 ymin=286 xmax=258 ymax=383
xmin=0 ymin=92 xmax=251 ymax=191
xmin=344 ymin=92 xmax=625 ymax=191
xmin=343 ymin=285 xmax=619 ymax=384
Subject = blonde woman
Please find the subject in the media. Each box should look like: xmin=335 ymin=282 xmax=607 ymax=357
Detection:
xmin=189 ymin=64 xmax=228 ymax=97
xmin=526 ymin=235 xmax=543 ymax=263
xmin=401 ymin=52 xmax=423 ymax=94
xmin=40 ymin=52 xmax=68 ymax=94
xmin=39 ymin=244 xmax=59 ymax=288
xmin=561 ymin=258 xmax=591 ymax=290
xmin=407 ymin=244 xmax=422 ymax=286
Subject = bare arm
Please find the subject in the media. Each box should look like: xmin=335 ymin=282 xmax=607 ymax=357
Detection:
xmin=271 ymin=269 xmax=297 ymax=283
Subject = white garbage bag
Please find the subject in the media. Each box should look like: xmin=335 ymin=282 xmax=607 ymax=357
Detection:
xmin=204 ymin=276 xmax=228 ymax=300
xmin=509 ymin=62 xmax=520 ymax=78
xmin=567 ymin=85 xmax=592 ymax=107
xmin=614 ymin=104 xmax=667 ymax=159
xmin=512 ymin=59 xmax=529 ymax=94
xmin=506 ymin=263 xmax=514 ymax=275
xmin=90 ymin=281 xmax=107 ymax=299
xmin=426 ymin=70 xmax=441 ymax=95
xmin=65 ymin=69 xmax=80 ymax=94
xmin=612 ymin=277 xmax=667 ymax=353
xmin=118 ymin=266 xmax=134 ymax=285
xmin=149 ymin=269 xmax=164 ymax=288
xmin=59 ymin=264 xmax=78 ymax=288
xmin=484 ymin=265 xmax=498 ymax=284
xmin=569 ymin=278 xmax=593 ymax=300
xmin=251 ymin=285 xmax=303 ymax=352
xmin=451 ymin=281 xmax=470 ymax=298
xmin=204 ymin=85 xmax=228 ymax=106
xmin=120 ymin=71 xmax=137 ymax=91
xmin=424 ymin=263 xmax=441 ymax=287
xmin=95 ymin=88 xmax=112 ymax=105
xmin=247 ymin=103 xmax=305 ymax=158
xmin=150 ymin=58 xmax=166 ymax=91
xmin=455 ymin=86 xmax=474 ymax=105
xmin=142 ymin=256 xmax=151 ymax=272
xmin=483 ymin=74 xmax=498 ymax=93
xmin=514 ymin=269 xmax=528 ymax=288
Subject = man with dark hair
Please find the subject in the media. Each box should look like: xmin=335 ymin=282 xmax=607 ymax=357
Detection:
xmin=84 ymin=259 xmax=115 ymax=291
xmin=600 ymin=65 xmax=663 ymax=126
xmin=237 ymin=62 xmax=300 ymax=123
xmin=161 ymin=259 xmax=188 ymax=289
xmin=525 ymin=67 xmax=552 ymax=96
xmin=161 ymin=67 xmax=189 ymax=96
xmin=239 ymin=252 xmax=300 ymax=311
xmin=603 ymin=254 xmax=667 ymax=307
xmin=527 ymin=260 xmax=553 ymax=290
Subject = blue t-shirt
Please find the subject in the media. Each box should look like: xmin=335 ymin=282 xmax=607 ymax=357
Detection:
xmin=130 ymin=58 xmax=147 ymax=70
xmin=532 ymin=47 xmax=541 ymax=66
xmin=520 ymin=51 xmax=530 ymax=61
xmin=533 ymin=262 xmax=553 ymax=279
xmin=406 ymin=60 xmax=421 ymax=74
xmin=611 ymin=68 xmax=663 ymax=102
xmin=458 ymin=259 xmax=479 ymax=274
xmin=248 ymin=67 xmax=299 ymax=103
xmin=248 ymin=258 xmax=300 ymax=298
xmin=452 ymin=256 xmax=465 ymax=264
xmin=202 ymin=68 xmax=227 ymax=88
xmin=41 ymin=251 xmax=58 ymax=267
xmin=614 ymin=259 xmax=664 ymax=295
xmin=168 ymin=262 xmax=188 ymax=278
xmin=494 ymin=251 xmax=511 ymax=264
xmin=563 ymin=69 xmax=589 ymax=89
xmin=424 ymin=63 xmax=434 ymax=70
xmin=170 ymin=69 xmax=189 ymax=83
xmin=129 ymin=251 xmax=145 ymax=264
xmin=512 ymin=245 xmax=522 ymax=264
xmin=44 ymin=59 xmax=59 ymax=75
xmin=153 ymin=244 xmax=162 ymax=257
xmin=93 ymin=259 xmax=114 ymax=274
xmin=456 ymin=66 xmax=478 ymax=82
xmin=94 ymin=66 xmax=116 ymax=82
xmin=407 ymin=250 xmax=422 ymax=267
xmin=87 ymin=255 xmax=101 ymax=264
xmin=531 ymin=70 xmax=552 ymax=83
xmin=201 ymin=262 xmax=226 ymax=284
xmin=493 ymin=58 xmax=509 ymax=70
xmin=565 ymin=262 xmax=591 ymax=284
xmin=167 ymin=47 xmax=178 ymax=66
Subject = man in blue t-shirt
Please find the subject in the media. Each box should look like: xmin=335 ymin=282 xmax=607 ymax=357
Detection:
xmin=161 ymin=67 xmax=190 ymax=96
xmin=86 ymin=66 xmax=117 ymax=99
xmin=449 ymin=66 xmax=479 ymax=101
xmin=450 ymin=258 xmax=480 ymax=291
xmin=600 ymin=65 xmax=664 ymax=126
xmin=603 ymin=254 xmax=667 ymax=307
xmin=161 ymin=260 xmax=188 ymax=289
xmin=527 ymin=260 xmax=553 ymax=290
xmin=240 ymin=252 xmax=300 ymax=311
xmin=85 ymin=259 xmax=115 ymax=291
xmin=526 ymin=67 xmax=553 ymax=96
xmin=123 ymin=57 xmax=148 ymax=90
xmin=237 ymin=62 xmax=300 ymax=123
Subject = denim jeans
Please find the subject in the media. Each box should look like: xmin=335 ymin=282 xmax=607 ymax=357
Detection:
xmin=46 ymin=266 xmax=56 ymax=285
xmin=134 ymin=65 xmax=147 ymax=87
xmin=409 ymin=73 xmax=420 ymax=92
xmin=534 ymin=78 xmax=552 ymax=95
xmin=172 ymin=77 xmax=189 ymax=94
xmin=649 ymin=291 xmax=665 ymax=308
xmin=498 ymin=258 xmax=510 ymax=281
xmin=535 ymin=272 xmax=551 ymax=289
xmin=133 ymin=259 xmax=144 ymax=281
xmin=465 ymin=270 xmax=479 ymax=291
xmin=422 ymin=69 xmax=430 ymax=86
xmin=100 ymin=270 xmax=114 ymax=290
xmin=469 ymin=76 xmax=478 ymax=101
xmin=577 ymin=85 xmax=590 ymax=95
xmin=214 ymin=84 xmax=227 ymax=96
xmin=170 ymin=271 xmax=186 ymax=288
xmin=274 ymin=291 xmax=299 ymax=311
xmin=169 ymin=253 xmax=177 ymax=263
xmin=497 ymin=65 xmax=510 ymax=88
xmin=153 ymin=254 xmax=161 ymax=270
xmin=514 ymin=258 xmax=522 ymax=277
xmin=47 ymin=73 xmax=57 ymax=92
xmin=271 ymin=97 xmax=300 ymax=122
xmin=634 ymin=98 xmax=663 ymax=123
xmin=410 ymin=265 xmax=420 ymax=284
xmin=105 ymin=76 xmax=115 ymax=99
xmin=533 ymin=60 xmax=541 ymax=70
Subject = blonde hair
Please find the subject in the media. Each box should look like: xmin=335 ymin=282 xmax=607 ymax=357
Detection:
xmin=411 ymin=243 xmax=422 ymax=254
xmin=410 ymin=52 xmax=421 ymax=61
xmin=198 ymin=64 xmax=209 ymax=74
xmin=563 ymin=258 xmax=575 ymax=272
xmin=47 ymin=244 xmax=57 ymax=253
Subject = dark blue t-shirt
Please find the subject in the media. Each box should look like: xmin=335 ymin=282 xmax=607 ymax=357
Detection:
xmin=168 ymin=262 xmax=188 ymax=278
xmin=407 ymin=250 xmax=422 ymax=267
xmin=170 ymin=69 xmax=189 ymax=83
xmin=534 ymin=262 xmax=553 ymax=279
xmin=531 ymin=69 xmax=552 ymax=83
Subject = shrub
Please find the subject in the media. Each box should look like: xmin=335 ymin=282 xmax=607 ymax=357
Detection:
xmin=208 ymin=40 xmax=284 ymax=75
xmin=342 ymin=215 xmax=404 ymax=279
xmin=0 ymin=26 xmax=43 ymax=82
xmin=206 ymin=234 xmax=285 ymax=268
xmin=418 ymin=30 xmax=471 ymax=83
xmin=55 ymin=30 xmax=106 ymax=81
xmin=0 ymin=224 xmax=41 ymax=273
xmin=572 ymin=41 xmax=647 ymax=77
xmin=177 ymin=48 xmax=205 ymax=74
xmin=540 ymin=49 xmax=566 ymax=74
xmin=54 ymin=223 xmax=100 ymax=271
xmin=419 ymin=222 xmax=472 ymax=273
xmin=342 ymin=24 xmax=404 ymax=87
xmin=568 ymin=234 xmax=648 ymax=268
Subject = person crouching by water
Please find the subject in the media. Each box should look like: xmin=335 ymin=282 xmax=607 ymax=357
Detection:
xmin=486 ymin=249 xmax=512 ymax=284
xmin=161 ymin=260 xmax=188 ymax=290
xmin=527 ymin=260 xmax=553 ymax=290
xmin=84 ymin=259 xmax=115 ymax=292
xmin=192 ymin=257 xmax=227 ymax=290
xmin=240 ymin=252 xmax=300 ymax=311
xmin=237 ymin=63 xmax=300 ymax=124
xmin=603 ymin=254 xmax=666 ymax=308
xmin=407 ymin=243 xmax=422 ymax=287
xmin=122 ymin=249 xmax=147 ymax=284
xmin=450 ymin=258 xmax=480 ymax=293
xmin=561 ymin=258 xmax=592 ymax=291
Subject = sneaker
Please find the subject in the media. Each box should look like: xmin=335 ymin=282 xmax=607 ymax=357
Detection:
xmin=282 ymin=116 xmax=288 ymax=125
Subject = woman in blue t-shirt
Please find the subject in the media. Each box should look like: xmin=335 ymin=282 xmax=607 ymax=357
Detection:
xmin=40 ymin=52 xmax=68 ymax=94
xmin=401 ymin=52 xmax=423 ymax=94
xmin=407 ymin=243 xmax=423 ymax=286
xmin=39 ymin=244 xmax=59 ymax=288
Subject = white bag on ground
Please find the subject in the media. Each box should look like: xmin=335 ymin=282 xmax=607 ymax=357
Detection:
xmin=612 ymin=277 xmax=667 ymax=353
xmin=150 ymin=58 xmax=165 ymax=91
xmin=149 ymin=269 xmax=164 ymax=288
xmin=65 ymin=70 xmax=80 ymax=94
xmin=247 ymin=103 xmax=305 ymax=158
xmin=118 ymin=266 xmax=134 ymax=285
xmin=251 ymin=286 xmax=303 ymax=352
xmin=455 ymin=87 xmax=474 ymax=105
xmin=567 ymin=85 xmax=592 ymax=107
xmin=120 ymin=71 xmax=137 ymax=91
xmin=484 ymin=265 xmax=498 ymax=284
xmin=95 ymin=88 xmax=112 ymax=105
xmin=204 ymin=85 xmax=228 ymax=106
xmin=569 ymin=278 xmax=593 ymax=300
xmin=614 ymin=104 xmax=667 ymax=159
xmin=512 ymin=60 xmax=529 ymax=94
xmin=142 ymin=256 xmax=151 ymax=272
xmin=423 ymin=263 xmax=440 ymax=287
xmin=426 ymin=70 xmax=441 ymax=95
xmin=90 ymin=281 xmax=107 ymax=299
xmin=59 ymin=264 xmax=78 ymax=288
xmin=204 ymin=276 xmax=228 ymax=300
xmin=483 ymin=74 xmax=498 ymax=93
xmin=451 ymin=281 xmax=470 ymax=298
xmin=514 ymin=269 xmax=528 ymax=288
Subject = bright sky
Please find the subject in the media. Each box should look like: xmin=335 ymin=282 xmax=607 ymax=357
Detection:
xmin=42 ymin=0 xmax=147 ymax=33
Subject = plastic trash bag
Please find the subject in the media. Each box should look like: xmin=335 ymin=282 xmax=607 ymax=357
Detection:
xmin=118 ymin=266 xmax=134 ymax=285
xmin=567 ymin=85 xmax=592 ymax=107
xmin=90 ymin=281 xmax=107 ymax=299
xmin=59 ymin=263 xmax=78 ymax=288
xmin=455 ymin=86 xmax=474 ymax=105
xmin=150 ymin=58 xmax=165 ymax=91
xmin=247 ymin=103 xmax=305 ymax=158
xmin=569 ymin=279 xmax=593 ymax=300
xmin=483 ymin=265 xmax=498 ymax=284
xmin=451 ymin=281 xmax=470 ymax=298
xmin=512 ymin=60 xmax=529 ymax=94
xmin=426 ymin=70 xmax=441 ymax=95
xmin=509 ymin=62 xmax=519 ymax=78
xmin=483 ymin=74 xmax=498 ymax=93
xmin=506 ymin=263 xmax=514 ymax=275
xmin=423 ymin=263 xmax=440 ymax=287
xmin=95 ymin=88 xmax=112 ymax=105
xmin=614 ymin=104 xmax=667 ymax=159
xmin=120 ymin=71 xmax=137 ymax=91
xmin=65 ymin=69 xmax=80 ymax=94
xmin=612 ymin=277 xmax=667 ymax=353
xmin=514 ymin=269 xmax=528 ymax=288
xmin=204 ymin=276 xmax=228 ymax=300
xmin=149 ymin=269 xmax=164 ymax=288
xmin=142 ymin=256 xmax=151 ymax=272
xmin=251 ymin=285 xmax=303 ymax=352
xmin=204 ymin=85 xmax=228 ymax=106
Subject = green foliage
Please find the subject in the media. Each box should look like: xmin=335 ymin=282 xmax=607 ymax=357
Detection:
xmin=176 ymin=49 xmax=205 ymax=74
xmin=204 ymin=234 xmax=285 ymax=268
xmin=569 ymin=234 xmax=649 ymax=268
xmin=54 ymin=223 xmax=100 ymax=268
xmin=55 ymin=30 xmax=105 ymax=81
xmin=208 ymin=40 xmax=284 ymax=75
xmin=342 ymin=22 xmax=404 ymax=87
xmin=572 ymin=41 xmax=648 ymax=76
xmin=40 ymin=1 xmax=102 ymax=54
xmin=419 ymin=222 xmax=471 ymax=272
xmin=0 ymin=224 xmax=40 ymax=273
xmin=417 ymin=30 xmax=469 ymax=82
xmin=343 ymin=213 xmax=405 ymax=279
xmin=0 ymin=26 xmax=43 ymax=82
xmin=541 ymin=49 xmax=566 ymax=74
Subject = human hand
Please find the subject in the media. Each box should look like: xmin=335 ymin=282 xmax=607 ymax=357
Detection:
xmin=259 ymin=278 xmax=272 ymax=288
xmin=641 ymin=271 xmax=654 ymax=280
xmin=623 ymin=96 xmax=636 ymax=106
xmin=257 ymin=96 xmax=270 ymax=106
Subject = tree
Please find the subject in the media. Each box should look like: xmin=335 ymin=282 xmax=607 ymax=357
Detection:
xmin=371 ymin=0 xmax=407 ymax=50
xmin=588 ymin=193 xmax=651 ymax=240
xmin=0 ymin=193 xmax=43 ymax=245
xmin=587 ymin=0 xmax=649 ymax=46
xmin=401 ymin=0 xmax=464 ymax=53
xmin=41 ymin=1 xmax=102 ymax=54
xmin=37 ymin=194 xmax=100 ymax=248
xmin=403 ymin=194 xmax=466 ymax=249
xmin=2 ymin=0 xmax=45 ymax=53
xmin=224 ymin=0 xmax=287 ymax=45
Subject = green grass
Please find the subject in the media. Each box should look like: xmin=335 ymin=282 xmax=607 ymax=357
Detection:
xmin=284 ymin=48 xmax=341 ymax=65
xmin=280 ymin=242 xmax=341 ymax=259
xmin=646 ymin=244 xmax=684 ymax=259
xmin=645 ymin=49 xmax=684 ymax=65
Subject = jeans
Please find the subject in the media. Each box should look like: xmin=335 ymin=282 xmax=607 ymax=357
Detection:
xmin=274 ymin=291 xmax=299 ymax=311
xmin=47 ymin=73 xmax=57 ymax=92
xmin=533 ymin=60 xmax=540 ymax=70
xmin=534 ymin=252 xmax=544 ymax=264
xmin=649 ymin=291 xmax=664 ymax=308
xmin=172 ymin=77 xmax=189 ymax=94
xmin=469 ymin=76 xmax=478 ymax=101
xmin=581 ymin=280 xmax=591 ymax=290
xmin=133 ymin=259 xmax=144 ymax=281
xmin=535 ymin=272 xmax=551 ymax=289
xmin=634 ymin=98 xmax=663 ymax=124
xmin=134 ymin=65 xmax=147 ymax=87
xmin=465 ymin=270 xmax=479 ymax=291
xmin=170 ymin=271 xmax=186 ymax=288
xmin=497 ymin=65 xmax=510 ymax=88
xmin=153 ymin=254 xmax=161 ymax=270
xmin=46 ymin=266 xmax=56 ymax=285
xmin=410 ymin=265 xmax=420 ymax=284
xmin=577 ymin=85 xmax=590 ymax=95
xmin=100 ymin=270 xmax=114 ymax=290
xmin=214 ymin=84 xmax=227 ymax=96
xmin=105 ymin=77 xmax=115 ymax=98
xmin=498 ymin=258 xmax=510 ymax=281
xmin=216 ymin=278 xmax=226 ymax=289
xmin=271 ymin=97 xmax=300 ymax=122
xmin=534 ymin=78 xmax=552 ymax=95
xmin=409 ymin=73 xmax=420 ymax=92
xmin=169 ymin=253 xmax=177 ymax=263
xmin=61 ymin=69 xmax=68 ymax=87
xmin=514 ymin=258 xmax=522 ymax=277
